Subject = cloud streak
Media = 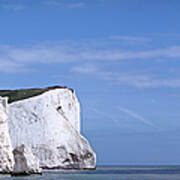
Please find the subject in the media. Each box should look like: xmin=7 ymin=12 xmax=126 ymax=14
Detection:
xmin=115 ymin=74 xmax=180 ymax=88
xmin=72 ymin=64 xmax=180 ymax=88
xmin=0 ymin=59 xmax=28 ymax=73
xmin=109 ymin=35 xmax=150 ymax=42
xmin=0 ymin=40 xmax=180 ymax=88
xmin=88 ymin=106 xmax=161 ymax=130
xmin=71 ymin=64 xmax=98 ymax=74
xmin=1 ymin=43 xmax=180 ymax=66
xmin=45 ymin=0 xmax=85 ymax=8
xmin=88 ymin=106 xmax=121 ymax=127
xmin=118 ymin=107 xmax=159 ymax=130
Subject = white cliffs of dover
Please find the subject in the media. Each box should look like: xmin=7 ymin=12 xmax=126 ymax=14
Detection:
xmin=7 ymin=87 xmax=96 ymax=170
xmin=0 ymin=97 xmax=14 ymax=173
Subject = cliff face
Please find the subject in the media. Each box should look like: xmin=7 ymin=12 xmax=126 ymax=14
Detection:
xmin=13 ymin=144 xmax=42 ymax=175
xmin=7 ymin=88 xmax=96 ymax=169
xmin=0 ymin=97 xmax=14 ymax=173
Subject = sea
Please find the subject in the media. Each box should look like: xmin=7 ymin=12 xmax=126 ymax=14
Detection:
xmin=1 ymin=166 xmax=180 ymax=180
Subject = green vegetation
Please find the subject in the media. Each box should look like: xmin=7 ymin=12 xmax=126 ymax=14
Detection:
xmin=0 ymin=86 xmax=73 ymax=104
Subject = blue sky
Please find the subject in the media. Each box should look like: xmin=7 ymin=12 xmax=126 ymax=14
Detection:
xmin=1 ymin=0 xmax=180 ymax=165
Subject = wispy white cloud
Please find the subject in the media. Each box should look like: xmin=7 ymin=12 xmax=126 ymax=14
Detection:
xmin=89 ymin=46 xmax=180 ymax=60
xmin=71 ymin=63 xmax=180 ymax=88
xmin=115 ymin=74 xmax=180 ymax=88
xmin=0 ymin=59 xmax=27 ymax=73
xmin=1 ymin=4 xmax=25 ymax=11
xmin=71 ymin=63 xmax=98 ymax=74
xmin=2 ymin=43 xmax=180 ymax=66
xmin=1 ymin=40 xmax=180 ymax=89
xmin=0 ymin=44 xmax=79 ymax=64
xmin=88 ymin=106 xmax=161 ymax=130
xmin=118 ymin=107 xmax=159 ymax=129
xmin=109 ymin=35 xmax=150 ymax=42
xmin=1 ymin=41 xmax=180 ymax=66
xmin=45 ymin=0 xmax=85 ymax=8
xmin=66 ymin=2 xmax=85 ymax=8
xmin=88 ymin=106 xmax=121 ymax=127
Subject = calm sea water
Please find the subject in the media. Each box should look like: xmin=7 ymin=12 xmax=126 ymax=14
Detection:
xmin=1 ymin=166 xmax=180 ymax=180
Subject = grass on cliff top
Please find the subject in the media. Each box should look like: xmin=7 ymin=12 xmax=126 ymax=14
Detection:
xmin=0 ymin=86 xmax=73 ymax=104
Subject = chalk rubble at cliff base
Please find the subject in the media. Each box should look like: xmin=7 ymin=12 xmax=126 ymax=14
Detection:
xmin=0 ymin=86 xmax=96 ymax=174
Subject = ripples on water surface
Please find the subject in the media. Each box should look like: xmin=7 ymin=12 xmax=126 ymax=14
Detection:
xmin=1 ymin=166 xmax=180 ymax=180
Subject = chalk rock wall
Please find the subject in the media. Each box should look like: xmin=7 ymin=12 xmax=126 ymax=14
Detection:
xmin=13 ymin=144 xmax=42 ymax=175
xmin=0 ymin=97 xmax=14 ymax=173
xmin=8 ymin=88 xmax=96 ymax=169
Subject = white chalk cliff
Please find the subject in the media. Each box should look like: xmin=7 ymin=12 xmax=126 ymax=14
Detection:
xmin=0 ymin=97 xmax=14 ymax=173
xmin=7 ymin=88 xmax=96 ymax=169
xmin=13 ymin=144 xmax=42 ymax=175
